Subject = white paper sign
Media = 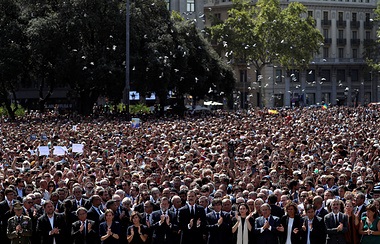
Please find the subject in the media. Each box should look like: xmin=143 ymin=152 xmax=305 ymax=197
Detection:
xmin=72 ymin=144 xmax=84 ymax=153
xmin=38 ymin=146 xmax=50 ymax=156
xmin=53 ymin=146 xmax=66 ymax=156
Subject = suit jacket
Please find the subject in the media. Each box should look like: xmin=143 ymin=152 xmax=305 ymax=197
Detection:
xmin=151 ymin=209 xmax=177 ymax=244
xmin=324 ymin=212 xmax=348 ymax=244
xmin=300 ymin=216 xmax=326 ymax=244
xmin=315 ymin=208 xmax=328 ymax=220
xmin=72 ymin=199 xmax=91 ymax=211
xmin=355 ymin=204 xmax=366 ymax=219
xmin=254 ymin=215 xmax=280 ymax=244
xmin=279 ymin=215 xmax=303 ymax=244
xmin=205 ymin=211 xmax=232 ymax=244
xmin=99 ymin=221 xmax=120 ymax=244
xmin=71 ymin=219 xmax=98 ymax=244
xmin=36 ymin=213 xmax=66 ymax=244
xmin=270 ymin=204 xmax=285 ymax=218
xmin=178 ymin=204 xmax=206 ymax=244
xmin=87 ymin=206 xmax=102 ymax=232
xmin=7 ymin=215 xmax=32 ymax=244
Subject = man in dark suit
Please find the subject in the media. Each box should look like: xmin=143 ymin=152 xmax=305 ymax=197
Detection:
xmin=205 ymin=198 xmax=232 ymax=244
xmin=71 ymin=207 xmax=98 ymax=244
xmin=36 ymin=200 xmax=66 ymax=244
xmin=354 ymin=193 xmax=366 ymax=217
xmin=313 ymin=196 xmax=328 ymax=219
xmin=254 ymin=203 xmax=280 ymax=244
xmin=72 ymin=186 xmax=91 ymax=211
xmin=85 ymin=195 xmax=103 ymax=233
xmin=151 ymin=197 xmax=177 ymax=244
xmin=268 ymin=194 xmax=285 ymax=218
xmin=300 ymin=204 xmax=326 ymax=244
xmin=0 ymin=188 xmax=16 ymax=244
xmin=324 ymin=199 xmax=348 ymax=244
xmin=169 ymin=196 xmax=182 ymax=244
xmin=178 ymin=190 xmax=206 ymax=244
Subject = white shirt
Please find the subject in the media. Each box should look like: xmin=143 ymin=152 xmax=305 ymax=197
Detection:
xmin=48 ymin=215 xmax=56 ymax=244
xmin=286 ymin=217 xmax=294 ymax=244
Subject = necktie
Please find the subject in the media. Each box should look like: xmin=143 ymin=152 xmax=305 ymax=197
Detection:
xmin=216 ymin=212 xmax=220 ymax=219
xmin=147 ymin=214 xmax=150 ymax=224
xmin=190 ymin=206 xmax=195 ymax=217
xmin=175 ymin=209 xmax=178 ymax=220
xmin=315 ymin=210 xmax=319 ymax=216
xmin=83 ymin=221 xmax=86 ymax=236
xmin=335 ymin=214 xmax=339 ymax=226
xmin=77 ymin=201 xmax=81 ymax=207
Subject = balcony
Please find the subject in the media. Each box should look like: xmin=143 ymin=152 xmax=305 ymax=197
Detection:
xmin=337 ymin=20 xmax=346 ymax=27
xmin=337 ymin=38 xmax=346 ymax=45
xmin=350 ymin=21 xmax=360 ymax=28
xmin=364 ymin=21 xmax=373 ymax=29
xmin=351 ymin=39 xmax=360 ymax=46
xmin=321 ymin=19 xmax=331 ymax=26
xmin=364 ymin=39 xmax=374 ymax=46
xmin=324 ymin=38 xmax=332 ymax=44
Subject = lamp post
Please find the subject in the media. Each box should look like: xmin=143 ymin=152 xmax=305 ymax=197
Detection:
xmin=123 ymin=0 xmax=131 ymax=120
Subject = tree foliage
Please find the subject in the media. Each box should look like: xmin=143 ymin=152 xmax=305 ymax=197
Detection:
xmin=0 ymin=0 xmax=235 ymax=116
xmin=210 ymin=0 xmax=323 ymax=73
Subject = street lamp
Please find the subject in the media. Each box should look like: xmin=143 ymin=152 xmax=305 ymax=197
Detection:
xmin=123 ymin=0 xmax=131 ymax=120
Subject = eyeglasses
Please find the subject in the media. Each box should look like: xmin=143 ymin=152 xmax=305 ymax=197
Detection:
xmin=27 ymin=202 xmax=33 ymax=204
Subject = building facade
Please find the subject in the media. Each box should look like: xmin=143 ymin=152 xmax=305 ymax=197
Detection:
xmin=204 ymin=0 xmax=378 ymax=107
xmin=166 ymin=0 xmax=206 ymax=29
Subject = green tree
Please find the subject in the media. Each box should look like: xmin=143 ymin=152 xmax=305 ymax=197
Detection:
xmin=0 ymin=0 xmax=27 ymax=120
xmin=211 ymin=0 xmax=323 ymax=105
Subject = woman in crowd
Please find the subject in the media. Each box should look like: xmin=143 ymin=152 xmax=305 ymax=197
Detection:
xmin=344 ymin=200 xmax=360 ymax=244
xmin=232 ymin=203 xmax=253 ymax=244
xmin=127 ymin=211 xmax=148 ymax=244
xmin=359 ymin=204 xmax=380 ymax=244
xmin=99 ymin=209 xmax=121 ymax=244
xmin=277 ymin=202 xmax=302 ymax=244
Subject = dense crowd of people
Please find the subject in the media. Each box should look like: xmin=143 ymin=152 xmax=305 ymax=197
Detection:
xmin=0 ymin=106 xmax=380 ymax=244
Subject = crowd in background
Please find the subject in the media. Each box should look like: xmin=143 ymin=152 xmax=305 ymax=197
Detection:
xmin=0 ymin=106 xmax=380 ymax=244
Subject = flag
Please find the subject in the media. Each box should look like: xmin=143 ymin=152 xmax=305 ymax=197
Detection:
xmin=322 ymin=104 xmax=328 ymax=110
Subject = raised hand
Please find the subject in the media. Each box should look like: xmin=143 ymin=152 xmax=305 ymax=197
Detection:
xmin=217 ymin=216 xmax=223 ymax=226
xmin=293 ymin=228 xmax=299 ymax=234
xmin=276 ymin=224 xmax=284 ymax=232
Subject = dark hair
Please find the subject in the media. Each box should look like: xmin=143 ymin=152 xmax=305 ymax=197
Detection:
xmin=366 ymin=204 xmax=378 ymax=218
xmin=267 ymin=194 xmax=277 ymax=204
xmin=130 ymin=211 xmax=142 ymax=222
xmin=238 ymin=203 xmax=250 ymax=215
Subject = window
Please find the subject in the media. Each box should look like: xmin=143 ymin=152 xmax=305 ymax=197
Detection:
xmin=308 ymin=11 xmax=313 ymax=17
xmin=321 ymin=69 xmax=330 ymax=82
xmin=338 ymin=12 xmax=343 ymax=21
xmin=214 ymin=13 xmax=221 ymax=20
xmin=351 ymin=69 xmax=358 ymax=81
xmin=323 ymin=11 xmax=329 ymax=21
xmin=187 ymin=0 xmax=194 ymax=12
xmin=323 ymin=29 xmax=329 ymax=38
xmin=239 ymin=70 xmax=247 ymax=83
xmin=337 ymin=69 xmax=346 ymax=83
xmin=306 ymin=69 xmax=315 ymax=82
xmin=338 ymin=30 xmax=344 ymax=39
xmin=352 ymin=13 xmax=357 ymax=22
xmin=366 ymin=31 xmax=371 ymax=40
xmin=352 ymin=31 xmax=357 ymax=39
xmin=322 ymin=93 xmax=331 ymax=104
xmin=306 ymin=93 xmax=315 ymax=105
xmin=275 ymin=69 xmax=283 ymax=83
xmin=365 ymin=13 xmax=370 ymax=22
xmin=339 ymin=48 xmax=344 ymax=58
xmin=323 ymin=47 xmax=329 ymax=58
xmin=352 ymin=49 xmax=358 ymax=58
